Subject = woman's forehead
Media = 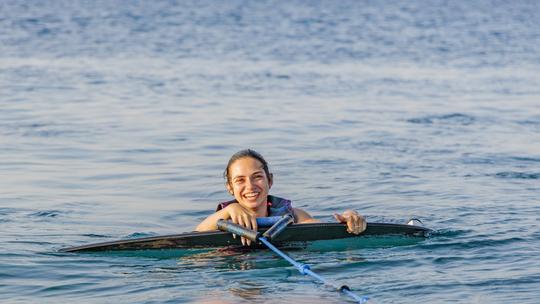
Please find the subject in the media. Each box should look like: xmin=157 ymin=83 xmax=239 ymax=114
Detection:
xmin=229 ymin=157 xmax=264 ymax=175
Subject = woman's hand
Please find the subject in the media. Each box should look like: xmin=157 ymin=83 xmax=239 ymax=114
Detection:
xmin=334 ymin=210 xmax=366 ymax=235
xmin=224 ymin=203 xmax=258 ymax=246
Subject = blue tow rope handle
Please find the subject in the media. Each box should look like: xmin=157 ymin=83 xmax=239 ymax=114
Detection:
xmin=216 ymin=217 xmax=370 ymax=303
xmin=217 ymin=216 xmax=293 ymax=240
xmin=262 ymin=215 xmax=294 ymax=240
xmin=216 ymin=220 xmax=260 ymax=241
xmin=255 ymin=216 xmax=283 ymax=227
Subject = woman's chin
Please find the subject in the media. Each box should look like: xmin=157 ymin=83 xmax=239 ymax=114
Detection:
xmin=240 ymin=200 xmax=264 ymax=211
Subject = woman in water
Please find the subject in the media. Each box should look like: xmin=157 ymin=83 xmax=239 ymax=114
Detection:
xmin=196 ymin=149 xmax=366 ymax=245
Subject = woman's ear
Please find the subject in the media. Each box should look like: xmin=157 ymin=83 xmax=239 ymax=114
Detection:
xmin=268 ymin=173 xmax=273 ymax=188
xmin=226 ymin=183 xmax=234 ymax=196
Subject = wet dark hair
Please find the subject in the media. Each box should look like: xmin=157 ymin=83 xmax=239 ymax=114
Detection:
xmin=224 ymin=149 xmax=271 ymax=185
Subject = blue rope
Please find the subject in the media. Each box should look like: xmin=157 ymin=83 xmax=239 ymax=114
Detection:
xmin=259 ymin=237 xmax=369 ymax=303
xmin=217 ymin=218 xmax=370 ymax=303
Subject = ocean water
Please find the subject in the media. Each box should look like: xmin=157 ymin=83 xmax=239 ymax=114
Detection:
xmin=1 ymin=0 xmax=539 ymax=303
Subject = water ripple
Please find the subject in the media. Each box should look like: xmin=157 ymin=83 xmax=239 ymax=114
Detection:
xmin=29 ymin=210 xmax=63 ymax=218
xmin=494 ymin=171 xmax=540 ymax=180
xmin=407 ymin=113 xmax=476 ymax=125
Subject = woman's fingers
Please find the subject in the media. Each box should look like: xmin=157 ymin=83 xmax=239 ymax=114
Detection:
xmin=352 ymin=215 xmax=360 ymax=234
xmin=335 ymin=211 xmax=355 ymax=233
xmin=347 ymin=216 xmax=354 ymax=234
xmin=335 ymin=210 xmax=366 ymax=235
xmin=233 ymin=213 xmax=255 ymax=246
xmin=225 ymin=206 xmax=258 ymax=246
xmin=251 ymin=217 xmax=258 ymax=234
xmin=351 ymin=213 xmax=366 ymax=235
xmin=242 ymin=214 xmax=252 ymax=246
xmin=247 ymin=216 xmax=257 ymax=246
xmin=347 ymin=217 xmax=355 ymax=234
xmin=333 ymin=213 xmax=345 ymax=222
xmin=237 ymin=216 xmax=247 ymax=246
xmin=230 ymin=215 xmax=239 ymax=239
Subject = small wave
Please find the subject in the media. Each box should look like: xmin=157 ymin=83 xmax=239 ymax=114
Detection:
xmin=29 ymin=210 xmax=62 ymax=218
xmin=420 ymin=236 xmax=527 ymax=251
xmin=161 ymin=209 xmax=209 ymax=220
xmin=82 ymin=234 xmax=110 ymax=238
xmin=121 ymin=148 xmax=165 ymax=154
xmin=432 ymin=255 xmax=467 ymax=264
xmin=461 ymin=154 xmax=540 ymax=166
xmin=517 ymin=119 xmax=540 ymax=127
xmin=0 ymin=207 xmax=24 ymax=216
xmin=19 ymin=123 xmax=82 ymax=138
xmin=264 ymin=72 xmax=290 ymax=79
xmin=510 ymin=156 xmax=540 ymax=163
xmin=494 ymin=172 xmax=539 ymax=180
xmin=430 ymin=229 xmax=472 ymax=238
xmin=407 ymin=113 xmax=475 ymax=125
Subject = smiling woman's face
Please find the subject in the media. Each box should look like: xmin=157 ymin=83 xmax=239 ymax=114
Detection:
xmin=226 ymin=157 xmax=273 ymax=214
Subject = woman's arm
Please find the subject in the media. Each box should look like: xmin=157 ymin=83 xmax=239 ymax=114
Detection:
xmin=195 ymin=203 xmax=258 ymax=246
xmin=293 ymin=208 xmax=320 ymax=223
xmin=195 ymin=207 xmax=231 ymax=231
xmin=294 ymin=208 xmax=366 ymax=235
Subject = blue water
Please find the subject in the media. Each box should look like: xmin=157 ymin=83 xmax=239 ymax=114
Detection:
xmin=1 ymin=0 xmax=539 ymax=303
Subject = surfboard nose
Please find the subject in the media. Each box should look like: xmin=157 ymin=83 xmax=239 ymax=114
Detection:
xmin=407 ymin=218 xmax=424 ymax=226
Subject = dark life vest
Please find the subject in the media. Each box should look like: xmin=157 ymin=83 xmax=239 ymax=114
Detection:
xmin=216 ymin=195 xmax=296 ymax=221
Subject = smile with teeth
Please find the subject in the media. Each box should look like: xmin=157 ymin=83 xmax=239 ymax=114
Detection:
xmin=244 ymin=192 xmax=260 ymax=200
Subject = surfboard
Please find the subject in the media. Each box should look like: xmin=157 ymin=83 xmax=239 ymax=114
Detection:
xmin=61 ymin=222 xmax=431 ymax=252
